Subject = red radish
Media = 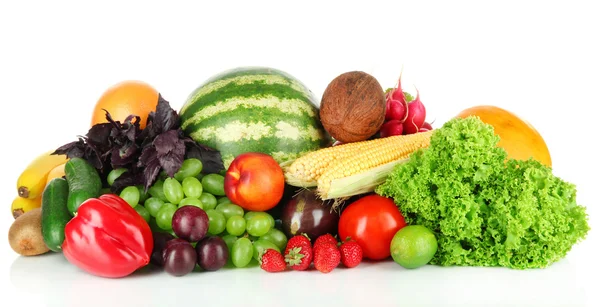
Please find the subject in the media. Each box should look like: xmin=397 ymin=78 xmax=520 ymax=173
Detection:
xmin=402 ymin=88 xmax=426 ymax=135
xmin=385 ymin=92 xmax=408 ymax=122
xmin=332 ymin=140 xmax=344 ymax=146
xmin=390 ymin=75 xmax=406 ymax=101
xmin=379 ymin=120 xmax=403 ymax=137
xmin=421 ymin=122 xmax=433 ymax=130
xmin=384 ymin=76 xmax=409 ymax=122
xmin=418 ymin=127 xmax=430 ymax=132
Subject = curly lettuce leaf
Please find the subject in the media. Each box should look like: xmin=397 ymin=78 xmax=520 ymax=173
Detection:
xmin=376 ymin=116 xmax=590 ymax=269
xmin=384 ymin=88 xmax=415 ymax=102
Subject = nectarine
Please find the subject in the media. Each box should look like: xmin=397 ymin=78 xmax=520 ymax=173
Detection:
xmin=224 ymin=153 xmax=285 ymax=212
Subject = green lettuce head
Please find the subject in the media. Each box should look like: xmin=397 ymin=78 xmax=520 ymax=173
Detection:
xmin=376 ymin=116 xmax=590 ymax=269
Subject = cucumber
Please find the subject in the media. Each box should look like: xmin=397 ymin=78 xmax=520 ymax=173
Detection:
xmin=65 ymin=157 xmax=102 ymax=215
xmin=41 ymin=178 xmax=71 ymax=252
xmin=67 ymin=190 xmax=98 ymax=214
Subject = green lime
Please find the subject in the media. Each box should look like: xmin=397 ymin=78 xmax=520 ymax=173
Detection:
xmin=390 ymin=225 xmax=438 ymax=269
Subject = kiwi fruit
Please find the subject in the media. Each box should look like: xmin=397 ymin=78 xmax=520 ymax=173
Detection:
xmin=8 ymin=208 xmax=50 ymax=256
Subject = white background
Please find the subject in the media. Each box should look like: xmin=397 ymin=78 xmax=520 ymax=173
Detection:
xmin=1 ymin=1 xmax=598 ymax=306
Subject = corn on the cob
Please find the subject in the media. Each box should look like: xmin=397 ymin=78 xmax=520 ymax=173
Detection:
xmin=284 ymin=137 xmax=396 ymax=186
xmin=322 ymin=158 xmax=408 ymax=200
xmin=284 ymin=130 xmax=434 ymax=200
xmin=316 ymin=130 xmax=433 ymax=199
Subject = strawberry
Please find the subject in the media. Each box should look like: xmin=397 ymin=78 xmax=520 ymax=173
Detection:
xmin=339 ymin=240 xmax=363 ymax=268
xmin=313 ymin=233 xmax=338 ymax=249
xmin=313 ymin=243 xmax=341 ymax=273
xmin=260 ymin=249 xmax=287 ymax=273
xmin=286 ymin=234 xmax=312 ymax=249
xmin=284 ymin=235 xmax=313 ymax=271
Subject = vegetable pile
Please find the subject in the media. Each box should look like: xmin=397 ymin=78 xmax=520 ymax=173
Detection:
xmin=8 ymin=66 xmax=591 ymax=279
xmin=376 ymin=117 xmax=590 ymax=269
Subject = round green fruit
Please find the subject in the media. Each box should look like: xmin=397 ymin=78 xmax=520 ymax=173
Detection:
xmin=390 ymin=225 xmax=438 ymax=269
xmin=179 ymin=67 xmax=330 ymax=169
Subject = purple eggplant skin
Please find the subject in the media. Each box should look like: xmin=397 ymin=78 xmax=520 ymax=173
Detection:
xmin=280 ymin=189 xmax=339 ymax=241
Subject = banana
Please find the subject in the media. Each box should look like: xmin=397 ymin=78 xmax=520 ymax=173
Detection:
xmin=11 ymin=196 xmax=42 ymax=219
xmin=17 ymin=150 xmax=68 ymax=199
xmin=45 ymin=163 xmax=67 ymax=187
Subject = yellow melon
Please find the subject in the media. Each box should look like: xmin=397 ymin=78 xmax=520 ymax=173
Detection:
xmin=456 ymin=105 xmax=552 ymax=167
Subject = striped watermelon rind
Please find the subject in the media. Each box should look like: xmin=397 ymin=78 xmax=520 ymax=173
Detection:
xmin=179 ymin=67 xmax=330 ymax=168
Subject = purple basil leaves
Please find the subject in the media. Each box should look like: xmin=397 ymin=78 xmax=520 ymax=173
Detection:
xmin=53 ymin=94 xmax=224 ymax=193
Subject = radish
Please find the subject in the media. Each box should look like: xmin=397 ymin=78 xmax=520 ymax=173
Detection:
xmin=384 ymin=76 xmax=409 ymax=122
xmin=385 ymin=93 xmax=409 ymax=122
xmin=379 ymin=120 xmax=404 ymax=137
xmin=421 ymin=122 xmax=433 ymax=130
xmin=402 ymin=88 xmax=426 ymax=135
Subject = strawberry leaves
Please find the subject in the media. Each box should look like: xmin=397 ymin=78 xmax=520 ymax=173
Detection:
xmin=284 ymin=246 xmax=306 ymax=266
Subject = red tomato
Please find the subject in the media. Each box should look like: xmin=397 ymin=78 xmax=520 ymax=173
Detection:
xmin=338 ymin=194 xmax=406 ymax=260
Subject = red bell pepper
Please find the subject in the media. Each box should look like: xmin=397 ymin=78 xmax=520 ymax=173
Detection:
xmin=62 ymin=194 xmax=153 ymax=278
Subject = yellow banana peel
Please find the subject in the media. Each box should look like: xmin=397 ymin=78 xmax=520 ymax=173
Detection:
xmin=16 ymin=150 xmax=68 ymax=199
xmin=11 ymin=196 xmax=41 ymax=219
xmin=45 ymin=163 xmax=66 ymax=187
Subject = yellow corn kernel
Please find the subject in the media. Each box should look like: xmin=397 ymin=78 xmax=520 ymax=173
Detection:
xmin=285 ymin=136 xmax=410 ymax=186
xmin=317 ymin=130 xmax=433 ymax=199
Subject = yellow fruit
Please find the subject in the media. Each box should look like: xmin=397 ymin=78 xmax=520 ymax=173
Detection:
xmin=456 ymin=105 xmax=552 ymax=167
xmin=11 ymin=196 xmax=42 ymax=219
xmin=45 ymin=163 xmax=66 ymax=187
xmin=17 ymin=151 xmax=68 ymax=199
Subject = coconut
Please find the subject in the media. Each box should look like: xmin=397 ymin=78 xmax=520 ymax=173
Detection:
xmin=319 ymin=71 xmax=386 ymax=143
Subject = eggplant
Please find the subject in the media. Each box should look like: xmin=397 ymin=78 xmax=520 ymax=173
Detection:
xmin=267 ymin=184 xmax=297 ymax=222
xmin=281 ymin=189 xmax=339 ymax=241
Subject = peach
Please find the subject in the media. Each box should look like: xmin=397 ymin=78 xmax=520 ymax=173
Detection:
xmin=224 ymin=153 xmax=285 ymax=212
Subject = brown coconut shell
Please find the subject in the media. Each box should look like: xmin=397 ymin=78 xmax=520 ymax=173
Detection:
xmin=319 ymin=71 xmax=386 ymax=143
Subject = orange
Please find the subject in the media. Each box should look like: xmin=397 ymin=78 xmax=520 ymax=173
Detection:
xmin=91 ymin=80 xmax=159 ymax=129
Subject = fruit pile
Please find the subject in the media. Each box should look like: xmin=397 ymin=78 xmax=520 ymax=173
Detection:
xmin=7 ymin=66 xmax=588 ymax=278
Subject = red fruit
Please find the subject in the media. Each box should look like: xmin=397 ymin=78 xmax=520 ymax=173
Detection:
xmin=338 ymin=194 xmax=406 ymax=260
xmin=286 ymin=235 xmax=312 ymax=250
xmin=224 ymin=152 xmax=285 ymax=212
xmin=313 ymin=243 xmax=341 ymax=273
xmin=260 ymin=249 xmax=287 ymax=273
xmin=379 ymin=120 xmax=404 ymax=138
xmin=284 ymin=235 xmax=313 ymax=271
xmin=314 ymin=234 xmax=338 ymax=249
xmin=339 ymin=241 xmax=363 ymax=268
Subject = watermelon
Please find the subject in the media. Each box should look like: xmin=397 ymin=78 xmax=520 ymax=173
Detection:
xmin=179 ymin=67 xmax=330 ymax=168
